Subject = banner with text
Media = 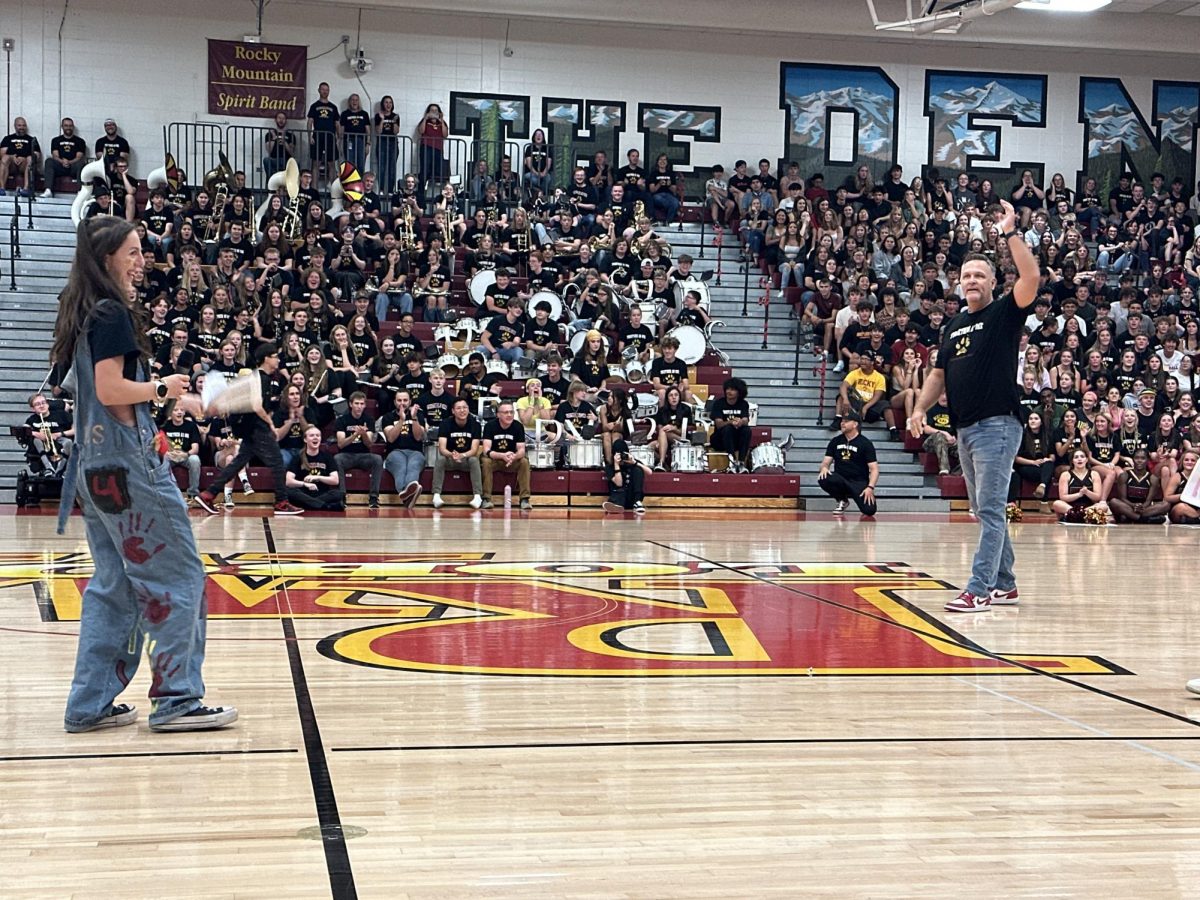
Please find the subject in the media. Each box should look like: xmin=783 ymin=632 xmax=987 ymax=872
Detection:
xmin=207 ymin=40 xmax=307 ymax=119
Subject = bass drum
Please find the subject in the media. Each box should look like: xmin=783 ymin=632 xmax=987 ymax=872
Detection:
xmin=567 ymin=439 xmax=604 ymax=469
xmin=627 ymin=444 xmax=656 ymax=468
xmin=434 ymin=353 xmax=462 ymax=377
xmin=667 ymin=324 xmax=706 ymax=365
xmin=750 ymin=443 xmax=785 ymax=473
xmin=468 ymin=269 xmax=496 ymax=307
xmin=527 ymin=442 xmax=557 ymax=469
xmin=671 ymin=443 xmax=707 ymax=473
xmin=569 ymin=330 xmax=610 ymax=359
xmin=634 ymin=392 xmax=659 ymax=418
xmin=673 ymin=278 xmax=710 ymax=311
xmin=528 ymin=289 xmax=563 ymax=323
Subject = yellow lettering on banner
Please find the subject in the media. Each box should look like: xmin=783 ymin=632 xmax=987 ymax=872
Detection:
xmin=233 ymin=45 xmax=282 ymax=65
xmin=567 ymin=617 xmax=770 ymax=662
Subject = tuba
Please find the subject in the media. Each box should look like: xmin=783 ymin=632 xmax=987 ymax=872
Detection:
xmin=202 ymin=151 xmax=236 ymax=244
xmin=145 ymin=153 xmax=180 ymax=208
xmin=327 ymin=161 xmax=363 ymax=222
xmin=398 ymin=203 xmax=417 ymax=252
xmin=71 ymin=159 xmax=109 ymax=226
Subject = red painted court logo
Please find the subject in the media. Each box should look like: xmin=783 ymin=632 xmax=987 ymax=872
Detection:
xmin=4 ymin=553 xmax=1123 ymax=677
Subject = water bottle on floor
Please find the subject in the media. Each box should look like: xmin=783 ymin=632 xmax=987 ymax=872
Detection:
xmin=504 ymin=485 xmax=512 ymax=508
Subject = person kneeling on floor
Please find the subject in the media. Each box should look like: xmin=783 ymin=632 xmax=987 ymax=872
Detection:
xmin=817 ymin=411 xmax=879 ymax=516
xmin=604 ymin=438 xmax=651 ymax=514
xmin=285 ymin=426 xmax=346 ymax=511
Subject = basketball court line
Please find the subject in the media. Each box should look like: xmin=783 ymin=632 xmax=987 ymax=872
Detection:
xmin=645 ymin=540 xmax=1200 ymax=730
xmin=0 ymin=747 xmax=298 ymax=763
xmin=330 ymin=735 xmax=1200 ymax=754
xmin=260 ymin=519 xmax=358 ymax=900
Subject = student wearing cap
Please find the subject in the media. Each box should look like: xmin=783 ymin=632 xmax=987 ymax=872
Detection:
xmin=832 ymin=352 xmax=899 ymax=440
xmin=515 ymin=378 xmax=552 ymax=427
xmin=817 ymin=411 xmax=878 ymax=516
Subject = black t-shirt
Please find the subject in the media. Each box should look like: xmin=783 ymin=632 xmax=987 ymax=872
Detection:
xmin=272 ymin=408 xmax=307 ymax=450
xmin=570 ymin=355 xmax=610 ymax=388
xmin=556 ymin=399 xmax=595 ymax=429
xmin=161 ymin=418 xmax=202 ymax=453
xmin=937 ymin=293 xmax=1025 ymax=428
xmin=340 ymin=108 xmax=370 ymax=134
xmin=95 ymin=135 xmax=130 ymax=163
xmin=290 ymin=449 xmax=337 ymax=482
xmin=483 ymin=418 xmax=526 ymax=454
xmin=650 ymin=357 xmax=688 ymax=386
xmin=0 ymin=133 xmax=39 ymax=158
xmin=308 ymin=100 xmax=340 ymax=132
xmin=620 ymin=324 xmax=654 ymax=353
xmin=485 ymin=318 xmax=523 ymax=347
xmin=927 ymin=403 xmax=954 ymax=434
xmin=51 ymin=134 xmax=87 ymax=161
xmin=441 ymin=415 xmax=482 ymax=454
xmin=709 ymin=397 xmax=750 ymax=423
xmin=89 ymin=300 xmax=143 ymax=381
xmin=524 ymin=319 xmax=557 ymax=349
xmin=457 ymin=371 xmax=501 ymax=401
xmin=656 ymin=402 xmax=689 ymax=430
xmin=825 ymin=433 xmax=877 ymax=482
xmin=401 ymin=371 xmax=430 ymax=398
xmin=540 ymin=375 xmax=570 ymax=407
xmin=231 ymin=370 xmax=278 ymax=438
xmin=379 ymin=408 xmax=424 ymax=452
xmin=336 ymin=411 xmax=375 ymax=453
xmin=416 ymin=389 xmax=455 ymax=427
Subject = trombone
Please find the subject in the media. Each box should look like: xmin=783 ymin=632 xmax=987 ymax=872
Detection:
xmin=202 ymin=151 xmax=236 ymax=245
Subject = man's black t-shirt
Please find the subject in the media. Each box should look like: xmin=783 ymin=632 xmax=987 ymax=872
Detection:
xmin=379 ymin=408 xmax=423 ymax=452
xmin=540 ymin=375 xmax=569 ymax=406
xmin=51 ymin=134 xmax=87 ymax=162
xmin=336 ymin=411 xmax=374 ymax=453
xmin=290 ymin=449 xmax=338 ymax=482
xmin=483 ymin=418 xmax=526 ymax=454
xmin=937 ymin=293 xmax=1025 ymax=428
xmin=650 ymin=357 xmax=688 ymax=386
xmin=709 ymin=398 xmax=750 ymax=423
xmin=416 ymin=390 xmax=455 ymax=427
xmin=161 ymin=418 xmax=202 ymax=453
xmin=825 ymin=432 xmax=877 ymax=482
xmin=307 ymin=101 xmax=339 ymax=132
xmin=95 ymin=135 xmax=130 ymax=163
xmin=441 ymin=415 xmax=482 ymax=454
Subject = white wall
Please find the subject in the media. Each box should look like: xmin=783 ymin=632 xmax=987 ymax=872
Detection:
xmin=4 ymin=0 xmax=1196 ymax=186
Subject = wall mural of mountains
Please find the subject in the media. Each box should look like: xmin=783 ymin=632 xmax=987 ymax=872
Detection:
xmin=926 ymin=73 xmax=1046 ymax=170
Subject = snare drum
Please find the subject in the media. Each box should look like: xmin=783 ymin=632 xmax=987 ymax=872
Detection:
xmin=567 ymin=439 xmax=604 ymax=469
xmin=673 ymin=278 xmax=711 ymax=311
xmin=607 ymin=365 xmax=628 ymax=383
xmin=750 ymin=443 xmax=785 ymax=473
xmin=666 ymin=324 xmax=706 ymax=364
xmin=485 ymin=359 xmax=509 ymax=378
xmin=527 ymin=442 xmax=557 ymax=469
xmin=468 ymin=269 xmax=496 ymax=307
xmin=634 ymin=392 xmax=659 ymax=418
xmin=434 ymin=353 xmax=462 ymax=377
xmin=627 ymin=444 xmax=656 ymax=468
xmin=672 ymin=443 xmax=707 ymax=473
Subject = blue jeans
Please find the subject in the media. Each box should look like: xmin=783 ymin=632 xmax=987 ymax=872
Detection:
xmin=344 ymin=134 xmax=367 ymax=174
xmin=524 ymin=171 xmax=552 ymax=197
xmin=744 ymin=229 xmax=764 ymax=257
xmin=493 ymin=345 xmax=525 ymax=365
xmin=651 ymin=190 xmax=680 ymax=223
xmin=376 ymin=290 xmax=413 ymax=323
xmin=60 ymin=328 xmax=209 ymax=731
xmin=385 ymin=448 xmax=425 ymax=491
xmin=1097 ymin=249 xmax=1132 ymax=273
xmin=375 ymin=136 xmax=399 ymax=193
xmin=957 ymin=415 xmax=1022 ymax=597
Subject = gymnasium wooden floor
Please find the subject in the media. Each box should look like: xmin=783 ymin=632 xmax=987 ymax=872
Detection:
xmin=2 ymin=506 xmax=1199 ymax=899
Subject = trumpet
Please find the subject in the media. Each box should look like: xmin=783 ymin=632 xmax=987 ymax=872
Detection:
xmin=398 ymin=204 xmax=417 ymax=252
xmin=202 ymin=151 xmax=236 ymax=244
xmin=37 ymin=415 xmax=62 ymax=463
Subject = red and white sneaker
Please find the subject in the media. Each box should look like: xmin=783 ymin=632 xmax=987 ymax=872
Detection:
xmin=988 ymin=587 xmax=1020 ymax=606
xmin=944 ymin=591 xmax=991 ymax=613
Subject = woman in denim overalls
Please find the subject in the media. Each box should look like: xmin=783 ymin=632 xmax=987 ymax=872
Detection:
xmin=54 ymin=216 xmax=237 ymax=733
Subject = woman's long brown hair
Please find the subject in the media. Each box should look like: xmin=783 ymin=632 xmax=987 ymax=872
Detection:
xmin=51 ymin=216 xmax=142 ymax=366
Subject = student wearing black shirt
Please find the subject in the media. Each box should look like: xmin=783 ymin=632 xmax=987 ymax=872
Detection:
xmin=614 ymin=149 xmax=649 ymax=208
xmin=458 ymin=352 xmax=503 ymax=401
xmin=306 ymin=82 xmax=339 ymax=180
xmin=818 ymin=412 xmax=879 ymax=516
xmin=649 ymin=336 xmax=691 ymax=403
xmin=480 ymin=402 xmax=532 ymax=509
xmin=197 ymin=343 xmax=301 ymax=515
xmin=25 ymin=392 xmax=74 ymax=474
xmin=285 ymin=426 xmax=345 ymax=510
xmin=42 ymin=117 xmax=87 ymax=197
xmin=603 ymin=438 xmax=651 ymax=514
xmin=707 ymin=378 xmax=753 ymax=473
xmin=159 ymin=405 xmax=203 ymax=498
xmin=910 ymin=200 xmax=1040 ymax=613
xmin=339 ymin=93 xmax=370 ymax=174
xmin=539 ymin=355 xmax=571 ymax=409
xmin=379 ymin=389 xmax=427 ymax=508
xmin=335 ymin=391 xmax=383 ymax=509
xmin=432 ymin=397 xmax=484 ymax=509
xmin=415 ymin=370 xmax=455 ymax=439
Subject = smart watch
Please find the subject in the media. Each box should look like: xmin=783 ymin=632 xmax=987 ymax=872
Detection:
xmin=154 ymin=381 xmax=170 ymax=402
xmin=1002 ymin=229 xmax=1019 ymax=240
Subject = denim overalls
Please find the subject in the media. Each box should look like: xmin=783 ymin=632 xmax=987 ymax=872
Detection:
xmin=58 ymin=320 xmax=209 ymax=731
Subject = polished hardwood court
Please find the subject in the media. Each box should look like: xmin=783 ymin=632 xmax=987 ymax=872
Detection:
xmin=1 ymin=507 xmax=1199 ymax=898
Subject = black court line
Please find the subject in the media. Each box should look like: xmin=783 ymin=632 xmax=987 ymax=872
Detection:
xmin=646 ymin=540 xmax=1200 ymax=730
xmin=0 ymin=748 xmax=297 ymax=763
xmin=331 ymin=734 xmax=1200 ymax=753
xmin=262 ymin=519 xmax=358 ymax=900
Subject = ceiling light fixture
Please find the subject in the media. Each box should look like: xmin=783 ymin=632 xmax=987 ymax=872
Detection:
xmin=1016 ymin=0 xmax=1112 ymax=11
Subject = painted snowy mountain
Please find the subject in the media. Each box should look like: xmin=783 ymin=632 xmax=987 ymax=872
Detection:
xmin=545 ymin=104 xmax=579 ymax=124
xmin=461 ymin=98 xmax=523 ymax=122
xmin=642 ymin=108 xmax=717 ymax=137
xmin=928 ymin=81 xmax=1042 ymax=121
xmin=784 ymin=86 xmax=893 ymax=152
xmin=1160 ymin=105 xmax=1198 ymax=151
xmin=591 ymin=105 xmax=623 ymax=127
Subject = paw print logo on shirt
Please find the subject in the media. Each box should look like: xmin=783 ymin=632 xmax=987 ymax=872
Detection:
xmin=955 ymin=335 xmax=972 ymax=356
